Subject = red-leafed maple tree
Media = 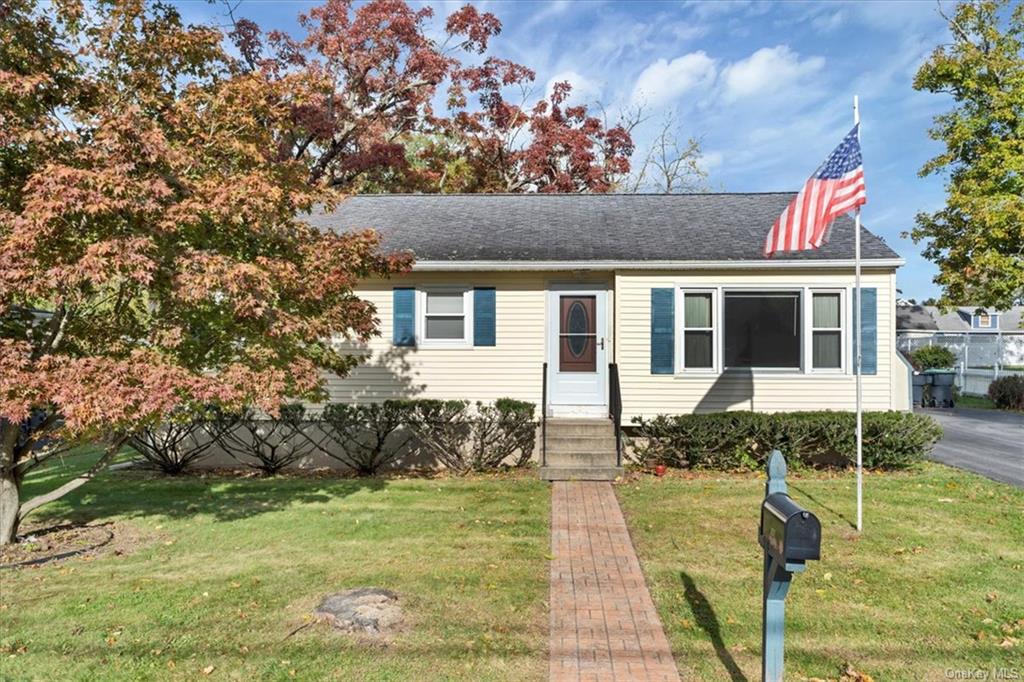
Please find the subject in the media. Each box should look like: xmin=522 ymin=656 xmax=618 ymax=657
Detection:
xmin=0 ymin=0 xmax=408 ymax=544
xmin=226 ymin=0 xmax=634 ymax=193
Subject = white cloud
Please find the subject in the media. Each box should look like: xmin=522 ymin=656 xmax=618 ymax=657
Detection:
xmin=811 ymin=9 xmax=845 ymax=32
xmin=630 ymin=52 xmax=717 ymax=106
xmin=721 ymin=45 xmax=825 ymax=101
xmin=545 ymin=70 xmax=603 ymax=105
xmin=523 ymin=0 xmax=573 ymax=29
xmin=698 ymin=150 xmax=724 ymax=171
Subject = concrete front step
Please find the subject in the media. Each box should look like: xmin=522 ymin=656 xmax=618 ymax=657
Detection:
xmin=544 ymin=418 xmax=614 ymax=438
xmin=545 ymin=434 xmax=618 ymax=453
xmin=546 ymin=449 xmax=618 ymax=465
xmin=541 ymin=418 xmax=620 ymax=480
xmin=539 ymin=466 xmax=624 ymax=481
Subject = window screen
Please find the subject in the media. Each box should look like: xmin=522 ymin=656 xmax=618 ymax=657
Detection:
xmin=724 ymin=292 xmax=801 ymax=368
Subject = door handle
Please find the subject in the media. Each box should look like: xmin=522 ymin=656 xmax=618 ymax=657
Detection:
xmin=600 ymin=337 xmax=605 ymax=350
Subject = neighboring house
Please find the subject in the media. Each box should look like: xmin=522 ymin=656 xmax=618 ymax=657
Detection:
xmin=897 ymin=304 xmax=1024 ymax=394
xmin=309 ymin=194 xmax=909 ymax=477
xmin=897 ymin=305 xmax=1024 ymax=334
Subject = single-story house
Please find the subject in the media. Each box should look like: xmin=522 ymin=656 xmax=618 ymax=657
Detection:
xmin=310 ymin=193 xmax=911 ymax=479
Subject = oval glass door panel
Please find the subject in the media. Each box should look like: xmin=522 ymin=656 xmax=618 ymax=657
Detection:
xmin=559 ymin=295 xmax=596 ymax=372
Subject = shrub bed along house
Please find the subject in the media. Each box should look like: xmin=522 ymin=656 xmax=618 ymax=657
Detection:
xmin=629 ymin=411 xmax=942 ymax=471
xmin=127 ymin=399 xmax=538 ymax=476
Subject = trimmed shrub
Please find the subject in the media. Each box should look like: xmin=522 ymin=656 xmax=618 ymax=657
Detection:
xmin=988 ymin=375 xmax=1024 ymax=411
xmin=402 ymin=398 xmax=537 ymax=474
xmin=214 ymin=404 xmax=315 ymax=475
xmin=311 ymin=401 xmax=413 ymax=475
xmin=912 ymin=345 xmax=956 ymax=370
xmin=403 ymin=399 xmax=471 ymax=472
xmin=128 ymin=406 xmax=223 ymax=474
xmin=466 ymin=399 xmax=537 ymax=471
xmin=630 ymin=410 xmax=941 ymax=471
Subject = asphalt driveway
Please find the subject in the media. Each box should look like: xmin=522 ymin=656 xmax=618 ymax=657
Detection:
xmin=918 ymin=407 xmax=1024 ymax=487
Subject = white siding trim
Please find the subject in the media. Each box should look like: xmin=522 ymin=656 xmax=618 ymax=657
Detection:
xmin=412 ymin=258 xmax=904 ymax=271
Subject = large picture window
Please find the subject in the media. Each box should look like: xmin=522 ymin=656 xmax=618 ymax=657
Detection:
xmin=723 ymin=291 xmax=801 ymax=369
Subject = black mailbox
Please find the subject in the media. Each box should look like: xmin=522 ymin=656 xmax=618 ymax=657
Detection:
xmin=759 ymin=493 xmax=821 ymax=563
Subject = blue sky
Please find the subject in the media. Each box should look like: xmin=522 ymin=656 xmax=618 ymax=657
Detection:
xmin=175 ymin=0 xmax=955 ymax=301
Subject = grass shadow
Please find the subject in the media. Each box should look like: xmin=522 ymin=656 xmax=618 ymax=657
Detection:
xmin=679 ymin=571 xmax=748 ymax=682
xmin=21 ymin=449 xmax=388 ymax=526
xmin=70 ymin=475 xmax=388 ymax=525
xmin=787 ymin=482 xmax=857 ymax=530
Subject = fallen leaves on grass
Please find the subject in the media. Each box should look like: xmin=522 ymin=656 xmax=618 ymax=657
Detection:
xmin=839 ymin=663 xmax=875 ymax=681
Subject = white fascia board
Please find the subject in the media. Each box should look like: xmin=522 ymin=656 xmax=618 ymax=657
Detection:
xmin=410 ymin=258 xmax=905 ymax=271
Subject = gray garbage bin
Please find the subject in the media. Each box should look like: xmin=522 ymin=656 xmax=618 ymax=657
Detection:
xmin=924 ymin=369 xmax=956 ymax=408
xmin=912 ymin=373 xmax=928 ymax=407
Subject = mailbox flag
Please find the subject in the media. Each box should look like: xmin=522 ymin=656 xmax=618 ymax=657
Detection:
xmin=764 ymin=125 xmax=867 ymax=257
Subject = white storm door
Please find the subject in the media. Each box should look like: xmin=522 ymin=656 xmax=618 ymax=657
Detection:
xmin=547 ymin=286 xmax=608 ymax=409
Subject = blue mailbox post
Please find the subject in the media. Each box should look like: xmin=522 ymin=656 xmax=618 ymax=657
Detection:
xmin=759 ymin=450 xmax=821 ymax=682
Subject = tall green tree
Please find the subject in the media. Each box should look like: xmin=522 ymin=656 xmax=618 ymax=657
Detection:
xmin=911 ymin=0 xmax=1023 ymax=309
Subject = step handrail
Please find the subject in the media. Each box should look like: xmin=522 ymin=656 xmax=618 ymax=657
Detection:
xmin=541 ymin=362 xmax=548 ymax=467
xmin=609 ymin=362 xmax=623 ymax=467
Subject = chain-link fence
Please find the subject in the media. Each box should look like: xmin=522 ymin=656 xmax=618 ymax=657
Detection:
xmin=897 ymin=332 xmax=1024 ymax=395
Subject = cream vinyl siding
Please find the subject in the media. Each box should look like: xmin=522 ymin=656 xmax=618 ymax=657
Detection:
xmin=323 ymin=267 xmax=907 ymax=417
xmin=614 ymin=268 xmax=904 ymax=421
xmin=324 ymin=272 xmax=564 ymax=405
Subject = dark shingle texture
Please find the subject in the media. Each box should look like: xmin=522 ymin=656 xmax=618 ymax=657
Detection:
xmin=308 ymin=193 xmax=900 ymax=262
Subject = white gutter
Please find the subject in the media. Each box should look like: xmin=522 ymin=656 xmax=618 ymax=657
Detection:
xmin=411 ymin=258 xmax=905 ymax=271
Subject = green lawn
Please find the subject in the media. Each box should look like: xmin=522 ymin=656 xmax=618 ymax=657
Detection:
xmin=956 ymin=394 xmax=998 ymax=409
xmin=617 ymin=464 xmax=1024 ymax=681
xmin=0 ymin=452 xmax=550 ymax=681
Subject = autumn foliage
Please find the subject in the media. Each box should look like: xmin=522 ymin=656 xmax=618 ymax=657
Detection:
xmin=227 ymin=0 xmax=634 ymax=193
xmin=0 ymin=0 xmax=632 ymax=544
xmin=0 ymin=0 xmax=407 ymax=542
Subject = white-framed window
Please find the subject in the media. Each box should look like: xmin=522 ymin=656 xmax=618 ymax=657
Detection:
xmin=678 ymin=289 xmax=716 ymax=371
xmin=418 ymin=287 xmax=472 ymax=347
xmin=810 ymin=290 xmax=844 ymax=371
xmin=723 ymin=290 xmax=803 ymax=370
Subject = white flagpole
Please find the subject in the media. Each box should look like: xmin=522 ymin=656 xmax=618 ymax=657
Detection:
xmin=854 ymin=95 xmax=864 ymax=533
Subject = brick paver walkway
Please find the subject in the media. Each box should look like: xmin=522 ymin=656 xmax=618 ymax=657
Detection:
xmin=549 ymin=481 xmax=681 ymax=682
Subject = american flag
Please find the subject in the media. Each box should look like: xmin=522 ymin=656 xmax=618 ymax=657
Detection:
xmin=764 ymin=125 xmax=867 ymax=256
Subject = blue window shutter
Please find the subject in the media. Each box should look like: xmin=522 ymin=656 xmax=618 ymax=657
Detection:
xmin=473 ymin=287 xmax=496 ymax=346
xmin=650 ymin=288 xmax=675 ymax=374
xmin=853 ymin=288 xmax=877 ymax=375
xmin=393 ymin=287 xmax=416 ymax=347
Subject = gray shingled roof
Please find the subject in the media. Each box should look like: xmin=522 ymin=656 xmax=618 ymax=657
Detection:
xmin=308 ymin=193 xmax=900 ymax=263
xmin=896 ymin=305 xmax=940 ymax=330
